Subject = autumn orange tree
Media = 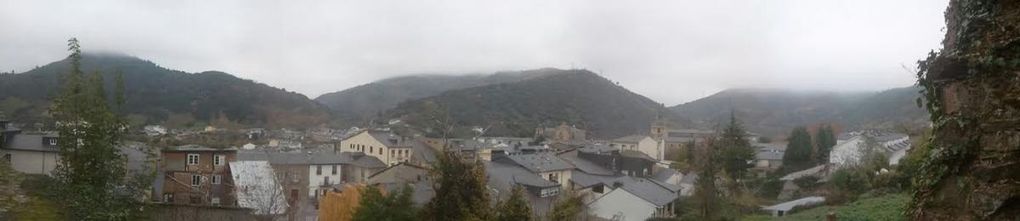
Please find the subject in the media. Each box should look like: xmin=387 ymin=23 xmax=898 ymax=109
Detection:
xmin=318 ymin=184 xmax=369 ymax=221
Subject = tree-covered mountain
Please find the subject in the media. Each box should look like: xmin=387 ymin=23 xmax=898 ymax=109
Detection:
xmin=0 ymin=53 xmax=330 ymax=129
xmin=314 ymin=70 xmax=555 ymax=122
xmin=670 ymin=86 xmax=929 ymax=137
xmin=385 ymin=68 xmax=683 ymax=139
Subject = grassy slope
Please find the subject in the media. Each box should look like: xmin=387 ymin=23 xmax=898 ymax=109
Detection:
xmin=742 ymin=193 xmax=909 ymax=221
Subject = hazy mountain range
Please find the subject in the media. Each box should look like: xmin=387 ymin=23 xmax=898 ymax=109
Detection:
xmin=0 ymin=53 xmax=929 ymax=138
xmin=0 ymin=53 xmax=330 ymax=129
xmin=670 ymin=86 xmax=929 ymax=137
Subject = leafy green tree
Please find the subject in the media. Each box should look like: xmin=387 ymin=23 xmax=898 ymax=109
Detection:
xmin=495 ymin=186 xmax=533 ymax=221
xmin=814 ymin=125 xmax=836 ymax=164
xmin=50 ymin=38 xmax=148 ymax=220
xmin=548 ymin=189 xmax=585 ymax=221
xmin=782 ymin=127 xmax=814 ymax=173
xmin=717 ymin=112 xmax=754 ymax=181
xmin=421 ymin=152 xmax=491 ymax=221
xmin=353 ymin=185 xmax=417 ymax=221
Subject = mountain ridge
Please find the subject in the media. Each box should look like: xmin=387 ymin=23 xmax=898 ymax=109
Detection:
xmin=385 ymin=69 xmax=686 ymax=139
xmin=0 ymin=53 xmax=330 ymax=129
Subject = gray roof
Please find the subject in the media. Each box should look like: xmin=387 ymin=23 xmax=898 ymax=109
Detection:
xmin=411 ymin=140 xmax=438 ymax=165
xmin=620 ymin=150 xmax=655 ymax=161
xmin=558 ymin=151 xmax=615 ymax=176
xmin=570 ymin=171 xmax=619 ymax=188
xmin=346 ymin=152 xmax=387 ymax=169
xmin=610 ymin=176 xmax=681 ymax=206
xmin=165 ymin=144 xmax=237 ymax=152
xmin=504 ymin=152 xmax=574 ymax=173
xmin=4 ymin=132 xmax=58 ymax=152
xmin=612 ymin=135 xmax=650 ymax=144
xmin=237 ymin=150 xmax=350 ymax=165
xmin=651 ymin=167 xmax=680 ymax=183
xmin=663 ymin=136 xmax=695 ymax=144
xmin=366 ymin=130 xmax=410 ymax=147
xmin=578 ymin=143 xmax=617 ymax=154
xmin=366 ymin=163 xmax=428 ymax=185
xmin=486 ymin=161 xmax=560 ymax=189
xmin=755 ymin=148 xmax=785 ymax=161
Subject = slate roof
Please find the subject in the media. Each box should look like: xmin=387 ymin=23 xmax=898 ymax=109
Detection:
xmin=578 ymin=143 xmax=617 ymax=154
xmin=411 ymin=140 xmax=438 ymax=165
xmin=504 ymin=152 xmax=574 ymax=173
xmin=610 ymin=176 xmax=681 ymax=206
xmin=366 ymin=163 xmax=428 ymax=185
xmin=4 ymin=132 xmax=58 ymax=152
xmin=237 ymin=150 xmax=350 ymax=165
xmin=485 ymin=161 xmax=560 ymax=189
xmin=165 ymin=144 xmax=236 ymax=152
xmin=570 ymin=171 xmax=619 ymax=188
xmin=651 ymin=167 xmax=681 ymax=183
xmin=620 ymin=150 xmax=655 ymax=161
xmin=612 ymin=135 xmax=650 ymax=144
xmin=558 ymin=152 xmax=615 ymax=176
xmin=346 ymin=152 xmax=387 ymax=169
xmin=366 ymin=130 xmax=410 ymax=147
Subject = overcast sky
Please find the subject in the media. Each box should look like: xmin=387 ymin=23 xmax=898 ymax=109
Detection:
xmin=1 ymin=0 xmax=948 ymax=105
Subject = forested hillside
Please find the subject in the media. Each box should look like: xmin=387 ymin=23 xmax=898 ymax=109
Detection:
xmin=0 ymin=53 xmax=330 ymax=128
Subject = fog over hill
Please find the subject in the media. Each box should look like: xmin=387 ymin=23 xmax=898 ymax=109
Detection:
xmin=670 ymin=86 xmax=929 ymax=137
xmin=0 ymin=53 xmax=330 ymax=129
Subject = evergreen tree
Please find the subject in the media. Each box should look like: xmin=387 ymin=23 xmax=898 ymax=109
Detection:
xmin=814 ymin=124 xmax=836 ymax=164
xmin=687 ymin=138 xmax=723 ymax=221
xmin=781 ymin=127 xmax=814 ymax=173
xmin=51 ymin=38 xmax=147 ymax=220
xmin=421 ymin=152 xmax=491 ymax=221
xmin=353 ymin=185 xmax=417 ymax=221
xmin=495 ymin=186 xmax=533 ymax=221
xmin=717 ymin=112 xmax=754 ymax=181
xmin=548 ymin=189 xmax=585 ymax=221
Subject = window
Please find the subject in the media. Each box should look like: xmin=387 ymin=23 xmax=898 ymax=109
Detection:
xmin=331 ymin=165 xmax=338 ymax=175
xmin=316 ymin=165 xmax=322 ymax=175
xmin=214 ymin=155 xmax=225 ymax=166
xmin=163 ymin=193 xmax=174 ymax=202
xmin=212 ymin=175 xmax=221 ymax=184
xmin=191 ymin=175 xmax=202 ymax=186
xmin=48 ymin=138 xmax=57 ymax=146
xmin=370 ymin=146 xmax=373 ymax=153
xmin=211 ymin=197 xmax=221 ymax=206
xmin=548 ymin=173 xmax=559 ymax=183
xmin=187 ymin=154 xmax=200 ymax=165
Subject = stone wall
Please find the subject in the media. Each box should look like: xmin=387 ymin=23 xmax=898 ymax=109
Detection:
xmin=910 ymin=0 xmax=1020 ymax=220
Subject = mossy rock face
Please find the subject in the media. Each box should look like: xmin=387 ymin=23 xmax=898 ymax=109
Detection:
xmin=910 ymin=0 xmax=1020 ymax=220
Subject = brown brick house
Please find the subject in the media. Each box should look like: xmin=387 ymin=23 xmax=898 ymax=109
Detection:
xmin=158 ymin=145 xmax=238 ymax=207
